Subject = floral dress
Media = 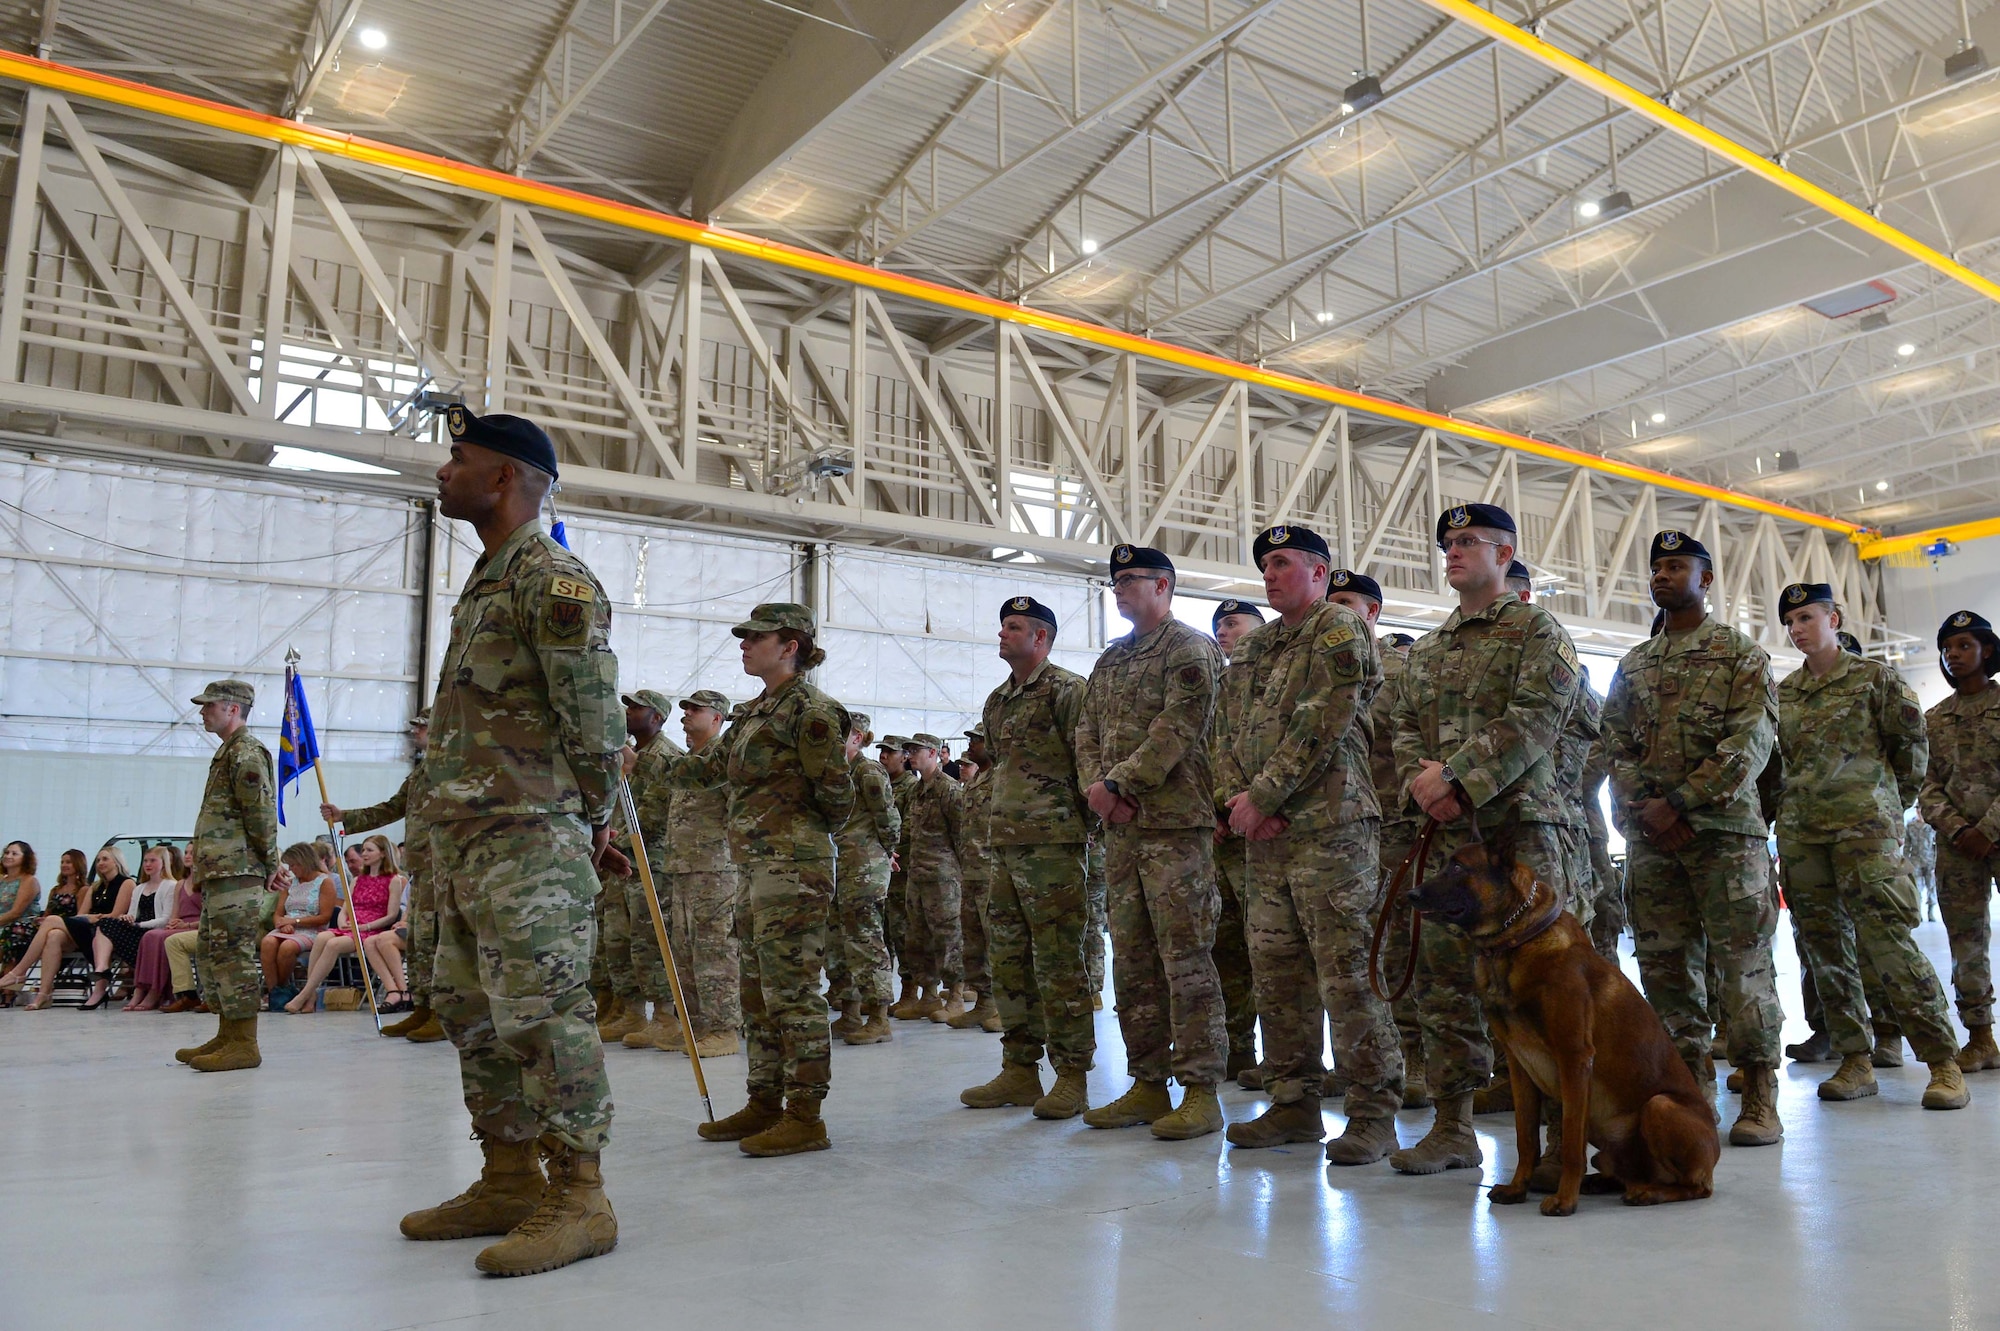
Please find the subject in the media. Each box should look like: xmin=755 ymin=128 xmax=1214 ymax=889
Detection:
xmin=3 ymin=884 xmax=71 ymax=967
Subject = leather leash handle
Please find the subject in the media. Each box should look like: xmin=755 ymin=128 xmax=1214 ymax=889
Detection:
xmin=1368 ymin=817 xmax=1436 ymax=1004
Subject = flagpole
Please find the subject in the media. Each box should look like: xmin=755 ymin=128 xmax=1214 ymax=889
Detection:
xmin=288 ymin=650 xmax=384 ymax=1033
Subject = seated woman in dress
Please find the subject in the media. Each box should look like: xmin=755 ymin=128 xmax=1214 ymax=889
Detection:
xmin=0 ymin=841 xmax=44 ymax=980
xmin=132 ymin=847 xmax=202 ymax=1012
xmin=67 ymin=848 xmax=135 ymax=1008
xmin=0 ymin=847 xmax=103 ymax=1009
xmin=260 ymin=843 xmax=338 ymax=999
xmin=100 ymin=846 xmax=179 ymax=1011
xmin=363 ymin=873 xmax=414 ymax=1011
xmin=283 ymin=835 xmax=403 ymax=1014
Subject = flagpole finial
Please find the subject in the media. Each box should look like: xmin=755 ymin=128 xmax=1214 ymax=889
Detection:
xmin=285 ymin=647 xmax=302 ymax=668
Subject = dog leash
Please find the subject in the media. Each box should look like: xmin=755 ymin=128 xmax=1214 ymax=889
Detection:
xmin=1368 ymin=816 xmax=1438 ymax=1004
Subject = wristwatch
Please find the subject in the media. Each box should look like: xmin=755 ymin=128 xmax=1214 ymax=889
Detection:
xmin=1103 ymin=779 xmax=1123 ymax=798
xmin=1439 ymin=763 xmax=1459 ymax=786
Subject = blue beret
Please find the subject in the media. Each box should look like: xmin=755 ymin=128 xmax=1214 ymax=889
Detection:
xmin=1939 ymin=610 xmax=1996 ymax=648
xmin=1436 ymin=502 xmax=1516 ymax=545
xmin=446 ymin=406 xmax=558 ymax=479
xmin=1650 ymin=530 xmax=1711 ymax=566
xmin=1109 ymin=544 xmax=1175 ymax=576
xmin=1506 ymin=560 xmax=1531 ymax=584
xmin=1836 ymin=632 xmax=1863 ymax=657
xmin=1211 ymin=598 xmax=1263 ymax=627
xmin=1383 ymin=631 xmax=1417 ymax=649
xmin=1328 ymin=569 xmax=1384 ymax=604
xmin=1253 ymin=523 xmax=1330 ymax=567
xmin=1000 ymin=595 xmax=1057 ymax=630
xmin=1780 ymin=582 xmax=1835 ymax=612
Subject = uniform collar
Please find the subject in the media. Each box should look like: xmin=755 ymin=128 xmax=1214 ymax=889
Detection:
xmin=749 ymin=673 xmax=807 ymax=711
xmin=1439 ymin=594 xmax=1514 ymax=634
xmin=1119 ymin=616 xmax=1178 ymax=650
xmin=1000 ymin=656 xmax=1055 ymax=695
xmin=468 ymin=519 xmax=545 ymax=584
xmin=1796 ymin=650 xmax=1857 ymax=692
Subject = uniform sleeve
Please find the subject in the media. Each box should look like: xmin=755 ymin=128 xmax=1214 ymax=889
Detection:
xmin=1247 ymin=620 xmax=1374 ymax=818
xmin=1052 ymin=672 xmax=1087 ymax=783
xmin=633 ymin=751 xmax=676 ymax=850
xmin=1446 ymin=617 xmax=1580 ymax=811
xmin=797 ymin=698 xmax=855 ymax=829
xmin=861 ymin=762 xmax=901 ymax=856
xmin=1073 ymin=672 xmax=1106 ymax=790
xmin=1673 ymin=649 xmax=1775 ymax=815
xmin=1210 ymin=656 xmax=1253 ymax=811
xmin=1882 ymin=674 xmax=1929 ymax=811
xmin=1105 ymin=638 xmax=1218 ymax=795
xmin=1598 ymin=665 xmax=1644 ymax=814
xmin=1917 ymin=709 xmax=1967 ymax=839
xmin=1389 ymin=654 xmax=1425 ymax=820
xmin=235 ymin=746 xmax=278 ymax=873
xmin=943 ymin=780 xmax=966 ymax=856
xmin=340 ymin=771 xmax=411 ymax=835
xmin=523 ymin=565 xmax=623 ymax=825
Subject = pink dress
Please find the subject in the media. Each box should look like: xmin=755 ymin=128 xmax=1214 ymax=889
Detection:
xmin=325 ymin=874 xmax=393 ymax=938
xmin=133 ymin=883 xmax=201 ymax=992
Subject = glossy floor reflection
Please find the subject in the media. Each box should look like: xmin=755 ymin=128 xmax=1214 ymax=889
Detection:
xmin=4 ymin=912 xmax=1992 ymax=1330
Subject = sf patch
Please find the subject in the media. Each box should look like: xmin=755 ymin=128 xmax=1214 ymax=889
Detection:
xmin=1321 ymin=624 xmax=1357 ymax=650
xmin=1555 ymin=636 xmax=1578 ymax=671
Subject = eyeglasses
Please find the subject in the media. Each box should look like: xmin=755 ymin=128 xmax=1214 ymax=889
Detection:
xmin=1438 ymin=535 xmax=1505 ymax=553
xmin=1108 ymin=573 xmax=1163 ymax=590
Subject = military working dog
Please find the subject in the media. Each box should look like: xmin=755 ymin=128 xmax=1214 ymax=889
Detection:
xmin=1406 ymin=838 xmax=1719 ymax=1216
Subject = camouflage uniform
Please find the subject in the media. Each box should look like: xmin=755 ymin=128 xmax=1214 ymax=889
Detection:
xmin=981 ymin=659 xmax=1094 ymax=1072
xmin=610 ymin=729 xmax=684 ymax=1008
xmin=1581 ymin=737 xmax=1622 ymax=958
xmin=1601 ymin=617 xmax=1784 ymax=1071
xmin=958 ymin=766 xmax=994 ymax=1004
xmin=678 ymin=674 xmax=853 ymax=1104
xmin=903 ymin=771 xmax=966 ymax=994
xmin=1213 ymin=602 xmax=1403 ymax=1119
xmin=1076 ymin=618 xmax=1227 ymax=1088
xmin=1391 ymin=595 xmax=1581 ymax=1098
xmin=1084 ymin=826 xmax=1108 ymax=997
xmin=425 ymin=520 xmax=622 ymax=1152
xmin=341 ymin=756 xmax=435 ymax=1004
xmin=1919 ymin=685 xmax=2000 ymax=1029
xmin=658 ymin=738 xmax=741 ymax=1036
xmin=591 ymin=861 xmax=636 ymax=1004
xmin=888 ymin=768 xmax=919 ymax=990
xmin=1777 ymin=654 xmax=1957 ymax=1065
xmin=832 ymin=752 xmax=900 ymax=1007
xmin=190 ymin=724 xmax=277 ymax=1020
xmin=1552 ymin=686 xmax=1602 ymax=939
xmin=1372 ymin=643 xmax=1422 ymax=1076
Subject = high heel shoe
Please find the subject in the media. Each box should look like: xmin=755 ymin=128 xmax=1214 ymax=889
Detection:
xmin=80 ymin=971 xmax=112 ymax=1010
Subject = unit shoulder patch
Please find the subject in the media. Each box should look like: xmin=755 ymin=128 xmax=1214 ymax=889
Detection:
xmin=1321 ymin=623 xmax=1358 ymax=650
xmin=549 ymin=574 xmax=595 ymax=603
xmin=1555 ymin=637 xmax=1578 ymax=670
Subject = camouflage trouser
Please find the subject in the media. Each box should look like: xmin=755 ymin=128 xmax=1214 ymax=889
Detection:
xmin=904 ymin=865 xmax=963 ymax=991
xmin=887 ymin=865 xmax=910 ymax=986
xmin=429 ymin=813 xmax=611 ymax=1153
xmin=1378 ymin=820 xmax=1425 ymax=1080
xmin=591 ymin=873 xmax=636 ymax=1001
xmin=1105 ymin=823 xmax=1226 ymax=1087
xmin=1560 ymin=824 xmax=1619 ymax=964
xmin=1418 ymin=820 xmax=1568 ymax=1099
xmin=1212 ymin=835 xmax=1258 ymax=1064
xmin=1625 ymin=830 xmax=1782 ymax=1070
xmin=1779 ymin=837 xmax=1957 ymax=1065
xmin=739 ymin=857 xmax=833 ymax=1103
xmin=1591 ymin=840 xmax=1625 ymax=960
xmin=406 ymin=872 xmax=438 ymax=1006
xmin=1248 ymin=821 xmax=1403 ymax=1119
xmin=1936 ymin=841 xmax=1998 ymax=1028
xmin=830 ymin=855 xmax=893 ymax=1007
xmin=663 ymin=869 xmax=742 ymax=1036
xmin=961 ymin=863 xmax=992 ymax=1001
xmin=195 ymin=874 xmax=265 ymax=1021
xmin=1085 ymin=834 xmax=1107 ymax=996
xmin=989 ymin=842 xmax=1096 ymax=1073
xmin=612 ymin=868 xmax=666 ymax=1007
xmin=1788 ymin=921 xmax=1897 ymax=1041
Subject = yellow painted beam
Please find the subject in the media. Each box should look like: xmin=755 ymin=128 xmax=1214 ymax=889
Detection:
xmin=0 ymin=51 xmax=1865 ymax=536
xmin=1855 ymin=514 xmax=2000 ymax=560
xmin=1410 ymin=0 xmax=2000 ymax=309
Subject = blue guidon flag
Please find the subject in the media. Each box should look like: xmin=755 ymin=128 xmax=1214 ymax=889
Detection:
xmin=277 ymin=662 xmax=320 ymax=827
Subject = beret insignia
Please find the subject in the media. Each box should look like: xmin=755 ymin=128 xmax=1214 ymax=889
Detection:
xmin=1447 ymin=506 xmax=1471 ymax=529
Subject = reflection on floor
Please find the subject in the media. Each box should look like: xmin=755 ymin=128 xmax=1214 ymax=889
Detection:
xmin=3 ymin=914 xmax=1990 ymax=1330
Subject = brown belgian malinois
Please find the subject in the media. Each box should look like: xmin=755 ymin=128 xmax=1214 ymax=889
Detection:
xmin=1405 ymin=837 xmax=1719 ymax=1216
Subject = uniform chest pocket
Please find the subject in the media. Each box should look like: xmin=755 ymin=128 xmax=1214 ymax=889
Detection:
xmin=728 ymin=718 xmax=783 ymax=783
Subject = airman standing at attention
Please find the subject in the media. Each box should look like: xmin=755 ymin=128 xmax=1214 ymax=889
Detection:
xmin=949 ymin=727 xmax=1002 ymax=1032
xmin=901 ymin=734 xmax=967 ymax=1024
xmin=1208 ymin=597 xmax=1266 ymax=1085
xmin=399 ymin=409 xmax=622 ymax=1276
xmin=1775 ymin=583 xmax=1969 ymax=1112
xmin=1084 ymin=824 xmax=1108 ymax=1010
xmin=604 ymin=690 xmax=685 ymax=1053
xmin=1389 ymin=503 xmax=1581 ymax=1177
xmin=1599 ymin=532 xmax=1784 ymax=1148
xmin=1076 ymin=545 xmax=1229 ymax=1141
xmin=881 ymin=737 xmax=925 ymax=1019
xmin=176 ymin=679 xmax=278 ymax=1075
xmin=1919 ymin=610 xmax=2000 ymax=1074
xmin=833 ymin=713 xmax=900 ymax=1046
xmin=656 ymin=691 xmax=742 ymax=1059
xmin=1215 ymin=527 xmax=1404 ymax=1165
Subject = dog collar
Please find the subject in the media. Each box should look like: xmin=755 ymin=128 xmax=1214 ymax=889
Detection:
xmin=1478 ymin=879 xmax=1564 ymax=954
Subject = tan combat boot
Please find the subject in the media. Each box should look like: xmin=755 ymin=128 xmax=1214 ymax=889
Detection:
xmin=474 ymin=1139 xmax=617 ymax=1276
xmin=405 ymin=1010 xmax=448 ymax=1043
xmin=622 ymin=1015 xmax=683 ymax=1051
xmin=961 ymin=1062 xmax=1044 ymax=1109
xmin=1403 ymin=1065 xmax=1433 ymax=1110
xmin=1871 ymin=1031 xmax=1905 ymax=1069
xmin=1151 ymin=1084 xmax=1224 ymax=1141
xmin=948 ymin=997 xmax=998 ymax=1031
xmin=592 ymin=993 xmax=623 ymax=1040
xmin=692 ymin=1029 xmax=739 ymax=1058
xmin=924 ymin=987 xmax=952 ymax=1022
xmin=381 ymin=1004 xmax=428 ymax=1037
xmin=1034 ymin=1067 xmax=1089 ymax=1120
xmin=189 ymin=1016 xmax=261 ymax=1073
xmin=1225 ymin=1048 xmax=1259 ymax=1082
xmin=597 ymin=1000 xmax=644 ymax=1044
xmin=401 ymin=1134 xmax=544 ymax=1239
xmin=1236 ymin=1063 xmax=1270 ymax=1091
xmin=1325 ymin=1115 xmax=1400 ymax=1166
xmin=1226 ymin=1097 xmax=1324 ymax=1149
xmin=1472 ymin=1079 xmax=1514 ymax=1115
xmin=1389 ymin=1092 xmax=1482 ymax=1174
xmin=1958 ymin=1025 xmax=2000 ymax=1073
xmin=1082 ymin=1079 xmax=1173 ymax=1129
xmin=1726 ymin=1067 xmax=1745 ymax=1094
xmin=889 ymin=982 xmax=926 ymax=1021
xmin=1728 ymin=1066 xmax=1781 ymax=1149
xmin=831 ymin=1001 xmax=864 ymax=1039
xmin=699 ymin=1093 xmax=784 ymax=1142
xmin=175 ymin=1017 xmax=228 ymax=1064
xmin=1818 ymin=1052 xmax=1879 ymax=1101
xmin=1923 ymin=1060 xmax=1972 ymax=1110
xmin=741 ymin=1099 xmax=830 ymax=1156
xmin=843 ymin=1004 xmax=893 ymax=1045
xmin=1785 ymin=1029 xmax=1833 ymax=1063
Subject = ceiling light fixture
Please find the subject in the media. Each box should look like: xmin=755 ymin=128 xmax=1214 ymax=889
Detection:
xmin=1946 ymin=43 xmax=1988 ymax=82
xmin=1649 ymin=410 xmax=1667 ymax=425
xmin=357 ymin=26 xmax=388 ymax=50
xmin=1341 ymin=75 xmax=1384 ymax=116
xmin=1314 ymin=311 xmax=1335 ymax=324
xmin=1577 ymin=190 xmax=1632 ymax=222
xmin=1896 ymin=342 xmax=1916 ymax=357
xmin=1079 ymin=238 xmax=1099 ymax=255
xmin=1875 ymin=479 xmax=1890 ymax=491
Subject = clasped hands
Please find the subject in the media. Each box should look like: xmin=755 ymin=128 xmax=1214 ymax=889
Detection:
xmin=1085 ymin=781 xmax=1140 ymax=824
